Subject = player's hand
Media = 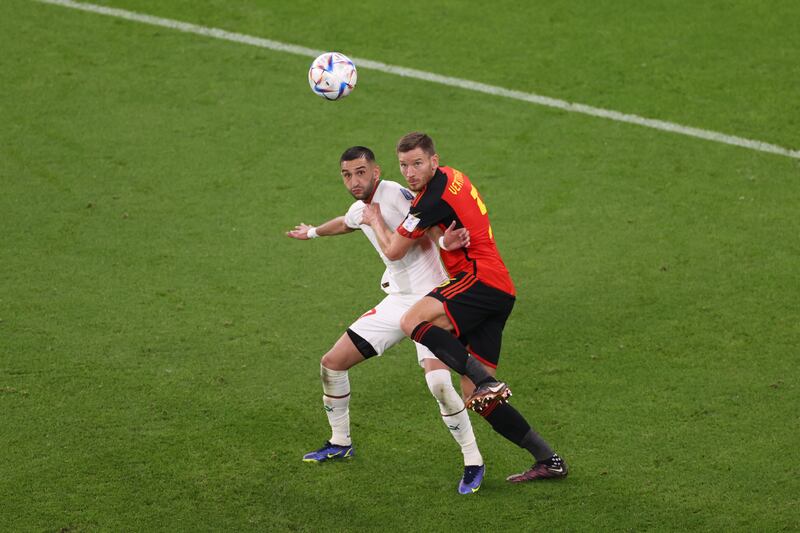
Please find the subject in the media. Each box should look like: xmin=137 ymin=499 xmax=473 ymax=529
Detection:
xmin=286 ymin=222 xmax=314 ymax=240
xmin=361 ymin=203 xmax=382 ymax=226
xmin=442 ymin=220 xmax=470 ymax=250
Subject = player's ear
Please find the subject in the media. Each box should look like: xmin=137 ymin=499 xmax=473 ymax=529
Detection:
xmin=373 ymin=165 xmax=381 ymax=178
xmin=431 ymin=153 xmax=439 ymax=168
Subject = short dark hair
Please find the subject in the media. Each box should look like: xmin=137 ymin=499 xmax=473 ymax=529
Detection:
xmin=396 ymin=132 xmax=436 ymax=156
xmin=340 ymin=146 xmax=376 ymax=163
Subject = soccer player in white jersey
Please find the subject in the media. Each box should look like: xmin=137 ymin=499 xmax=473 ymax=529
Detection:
xmin=286 ymin=146 xmax=485 ymax=494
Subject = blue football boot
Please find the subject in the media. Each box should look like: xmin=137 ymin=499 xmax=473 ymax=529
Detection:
xmin=458 ymin=464 xmax=485 ymax=494
xmin=302 ymin=441 xmax=354 ymax=463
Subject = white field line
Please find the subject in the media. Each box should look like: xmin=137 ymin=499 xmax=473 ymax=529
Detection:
xmin=36 ymin=0 xmax=800 ymax=161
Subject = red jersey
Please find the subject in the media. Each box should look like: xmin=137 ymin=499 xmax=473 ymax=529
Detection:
xmin=396 ymin=166 xmax=515 ymax=296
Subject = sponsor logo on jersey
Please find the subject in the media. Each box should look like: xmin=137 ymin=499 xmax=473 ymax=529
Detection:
xmin=401 ymin=188 xmax=414 ymax=201
xmin=448 ymin=170 xmax=465 ymax=195
xmin=402 ymin=213 xmax=421 ymax=232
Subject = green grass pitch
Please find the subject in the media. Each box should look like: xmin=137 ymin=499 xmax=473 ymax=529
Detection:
xmin=1 ymin=0 xmax=798 ymax=530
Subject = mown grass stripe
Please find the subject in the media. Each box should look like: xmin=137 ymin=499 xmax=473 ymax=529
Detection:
xmin=35 ymin=0 xmax=800 ymax=160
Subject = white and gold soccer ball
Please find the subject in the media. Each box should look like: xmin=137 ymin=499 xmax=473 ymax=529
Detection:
xmin=308 ymin=52 xmax=357 ymax=100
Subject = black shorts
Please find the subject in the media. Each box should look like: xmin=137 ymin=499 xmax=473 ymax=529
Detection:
xmin=428 ymin=272 xmax=515 ymax=368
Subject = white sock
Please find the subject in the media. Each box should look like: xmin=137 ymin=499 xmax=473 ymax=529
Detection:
xmin=425 ymin=369 xmax=483 ymax=466
xmin=321 ymin=364 xmax=351 ymax=446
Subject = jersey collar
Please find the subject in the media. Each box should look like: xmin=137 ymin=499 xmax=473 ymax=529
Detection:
xmin=364 ymin=178 xmax=381 ymax=204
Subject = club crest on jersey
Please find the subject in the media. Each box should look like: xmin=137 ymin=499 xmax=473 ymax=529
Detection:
xmin=401 ymin=188 xmax=414 ymax=201
xmin=402 ymin=213 xmax=421 ymax=232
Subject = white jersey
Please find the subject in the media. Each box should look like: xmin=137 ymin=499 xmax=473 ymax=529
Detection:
xmin=344 ymin=180 xmax=447 ymax=296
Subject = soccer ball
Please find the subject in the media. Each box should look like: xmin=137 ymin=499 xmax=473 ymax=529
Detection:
xmin=308 ymin=52 xmax=357 ymax=100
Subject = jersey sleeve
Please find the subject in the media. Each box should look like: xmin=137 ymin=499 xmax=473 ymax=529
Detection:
xmin=344 ymin=201 xmax=365 ymax=230
xmin=384 ymin=182 xmax=415 ymax=218
xmin=396 ymin=195 xmax=453 ymax=239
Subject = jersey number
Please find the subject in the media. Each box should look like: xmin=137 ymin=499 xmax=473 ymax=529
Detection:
xmin=469 ymin=185 xmax=493 ymax=240
xmin=470 ymin=185 xmax=487 ymax=215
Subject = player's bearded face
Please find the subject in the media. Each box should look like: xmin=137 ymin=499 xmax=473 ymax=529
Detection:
xmin=341 ymin=157 xmax=380 ymax=201
xmin=398 ymin=148 xmax=438 ymax=192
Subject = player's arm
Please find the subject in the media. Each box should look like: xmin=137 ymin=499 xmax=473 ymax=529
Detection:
xmin=360 ymin=203 xmax=413 ymax=260
xmin=286 ymin=216 xmax=354 ymax=240
xmin=361 ymin=204 xmax=468 ymax=258
xmin=427 ymin=222 xmax=470 ymax=251
xmin=363 ymin=198 xmax=466 ymax=258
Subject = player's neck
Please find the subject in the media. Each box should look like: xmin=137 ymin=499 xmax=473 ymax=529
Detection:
xmin=364 ymin=179 xmax=381 ymax=204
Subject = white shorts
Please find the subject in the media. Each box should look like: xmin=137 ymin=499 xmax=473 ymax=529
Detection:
xmin=348 ymin=293 xmax=436 ymax=367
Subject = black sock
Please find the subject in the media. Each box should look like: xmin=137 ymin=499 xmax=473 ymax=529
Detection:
xmin=411 ymin=321 xmax=493 ymax=384
xmin=483 ymin=402 xmax=554 ymax=461
xmin=519 ymin=429 xmax=556 ymax=462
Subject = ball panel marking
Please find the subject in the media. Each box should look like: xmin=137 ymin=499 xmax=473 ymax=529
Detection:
xmin=308 ymin=52 xmax=357 ymax=100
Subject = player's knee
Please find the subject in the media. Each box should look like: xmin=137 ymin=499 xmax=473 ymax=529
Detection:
xmin=320 ymin=352 xmax=333 ymax=368
xmin=400 ymin=311 xmax=421 ymax=337
xmin=321 ymin=351 xmax=346 ymax=371
xmin=321 ymin=333 xmax=365 ymax=370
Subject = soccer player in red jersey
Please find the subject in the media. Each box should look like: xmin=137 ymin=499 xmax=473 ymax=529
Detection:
xmin=362 ymin=132 xmax=567 ymax=482
xmin=288 ymin=146 xmax=486 ymax=494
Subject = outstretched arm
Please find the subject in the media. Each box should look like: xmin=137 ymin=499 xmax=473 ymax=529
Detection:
xmin=286 ymin=216 xmax=354 ymax=240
